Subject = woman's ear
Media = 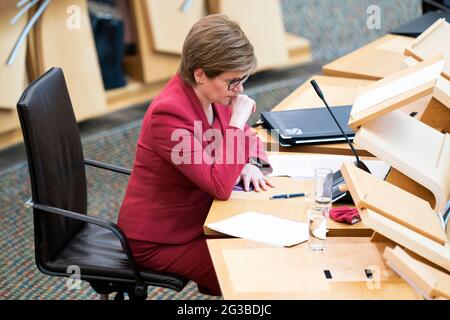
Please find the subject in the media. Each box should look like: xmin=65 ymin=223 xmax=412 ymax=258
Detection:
xmin=193 ymin=68 xmax=206 ymax=84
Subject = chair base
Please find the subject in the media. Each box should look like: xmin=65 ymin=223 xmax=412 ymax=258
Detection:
xmin=90 ymin=280 xmax=148 ymax=301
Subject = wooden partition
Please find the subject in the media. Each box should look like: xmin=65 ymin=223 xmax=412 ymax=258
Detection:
xmin=0 ymin=1 xmax=28 ymax=146
xmin=0 ymin=0 xmax=312 ymax=150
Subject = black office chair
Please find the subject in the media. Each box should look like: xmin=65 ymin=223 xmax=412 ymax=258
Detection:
xmin=17 ymin=67 xmax=188 ymax=300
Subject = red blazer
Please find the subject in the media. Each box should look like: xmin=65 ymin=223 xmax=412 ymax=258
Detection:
xmin=118 ymin=74 xmax=269 ymax=244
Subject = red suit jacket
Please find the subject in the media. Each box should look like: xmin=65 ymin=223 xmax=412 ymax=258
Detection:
xmin=118 ymin=74 xmax=269 ymax=244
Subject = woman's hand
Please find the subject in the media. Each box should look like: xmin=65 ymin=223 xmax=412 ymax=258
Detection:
xmin=229 ymin=94 xmax=256 ymax=130
xmin=236 ymin=163 xmax=275 ymax=192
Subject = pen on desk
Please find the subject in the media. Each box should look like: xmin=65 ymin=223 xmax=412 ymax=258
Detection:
xmin=270 ymin=192 xmax=310 ymax=200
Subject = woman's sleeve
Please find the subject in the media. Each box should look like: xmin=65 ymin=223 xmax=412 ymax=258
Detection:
xmin=150 ymin=104 xmax=256 ymax=200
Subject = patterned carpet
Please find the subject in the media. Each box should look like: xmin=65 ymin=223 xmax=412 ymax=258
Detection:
xmin=0 ymin=75 xmax=310 ymax=300
xmin=0 ymin=0 xmax=421 ymax=299
xmin=281 ymin=0 xmax=421 ymax=63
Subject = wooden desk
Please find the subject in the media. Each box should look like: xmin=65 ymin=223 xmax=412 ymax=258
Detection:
xmin=204 ymin=177 xmax=373 ymax=238
xmin=207 ymin=237 xmax=422 ymax=299
xmin=257 ymin=75 xmax=375 ymax=156
xmin=322 ymin=34 xmax=414 ymax=80
xmin=271 ymin=75 xmax=373 ymax=111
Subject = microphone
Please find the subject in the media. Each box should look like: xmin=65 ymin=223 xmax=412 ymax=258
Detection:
xmin=310 ymin=79 xmax=371 ymax=203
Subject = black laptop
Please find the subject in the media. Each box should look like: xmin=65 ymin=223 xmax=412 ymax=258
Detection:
xmin=261 ymin=105 xmax=355 ymax=147
xmin=390 ymin=11 xmax=450 ymax=37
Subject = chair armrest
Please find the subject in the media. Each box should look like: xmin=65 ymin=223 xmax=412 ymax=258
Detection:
xmin=29 ymin=200 xmax=143 ymax=285
xmin=84 ymin=158 xmax=131 ymax=175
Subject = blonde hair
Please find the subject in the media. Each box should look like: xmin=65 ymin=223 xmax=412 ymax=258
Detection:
xmin=178 ymin=14 xmax=257 ymax=86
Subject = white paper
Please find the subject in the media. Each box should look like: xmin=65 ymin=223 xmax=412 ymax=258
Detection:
xmin=267 ymin=153 xmax=390 ymax=180
xmin=207 ymin=212 xmax=309 ymax=247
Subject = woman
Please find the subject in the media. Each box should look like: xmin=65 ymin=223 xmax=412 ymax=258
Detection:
xmin=118 ymin=14 xmax=273 ymax=296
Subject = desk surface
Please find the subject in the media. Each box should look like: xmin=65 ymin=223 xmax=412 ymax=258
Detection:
xmin=257 ymin=75 xmax=375 ymax=157
xmin=322 ymin=34 xmax=414 ymax=80
xmin=207 ymin=237 xmax=422 ymax=299
xmin=204 ymin=176 xmax=373 ymax=238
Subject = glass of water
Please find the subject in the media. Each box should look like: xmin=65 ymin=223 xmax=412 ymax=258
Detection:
xmin=315 ymin=168 xmax=333 ymax=217
xmin=308 ymin=207 xmax=327 ymax=251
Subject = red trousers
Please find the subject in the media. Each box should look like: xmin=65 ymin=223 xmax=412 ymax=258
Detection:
xmin=129 ymin=236 xmax=221 ymax=296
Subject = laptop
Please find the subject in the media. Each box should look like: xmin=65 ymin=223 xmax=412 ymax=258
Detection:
xmin=261 ymin=105 xmax=355 ymax=147
xmin=390 ymin=11 xmax=450 ymax=37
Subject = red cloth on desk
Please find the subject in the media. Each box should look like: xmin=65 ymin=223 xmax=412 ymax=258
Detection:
xmin=329 ymin=206 xmax=361 ymax=224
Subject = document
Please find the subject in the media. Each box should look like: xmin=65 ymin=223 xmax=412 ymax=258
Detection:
xmin=207 ymin=211 xmax=309 ymax=247
xmin=267 ymin=153 xmax=390 ymax=180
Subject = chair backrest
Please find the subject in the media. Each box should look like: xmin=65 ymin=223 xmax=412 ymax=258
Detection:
xmin=17 ymin=68 xmax=87 ymax=263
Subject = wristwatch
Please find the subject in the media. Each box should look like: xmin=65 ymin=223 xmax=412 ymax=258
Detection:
xmin=249 ymin=157 xmax=263 ymax=169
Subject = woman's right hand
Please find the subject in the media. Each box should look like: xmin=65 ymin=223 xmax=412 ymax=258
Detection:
xmin=229 ymin=94 xmax=256 ymax=130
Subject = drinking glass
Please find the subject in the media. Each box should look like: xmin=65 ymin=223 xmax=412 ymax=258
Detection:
xmin=315 ymin=168 xmax=333 ymax=216
xmin=308 ymin=207 xmax=327 ymax=251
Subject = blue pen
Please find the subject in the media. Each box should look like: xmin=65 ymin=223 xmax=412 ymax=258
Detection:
xmin=270 ymin=192 xmax=310 ymax=200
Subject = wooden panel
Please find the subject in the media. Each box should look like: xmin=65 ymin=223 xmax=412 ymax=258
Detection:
xmin=405 ymin=18 xmax=450 ymax=81
xmin=404 ymin=56 xmax=450 ymax=110
xmin=322 ymin=35 xmax=414 ymax=80
xmin=384 ymin=246 xmax=450 ymax=299
xmin=385 ymin=168 xmax=436 ymax=210
xmin=354 ymin=110 xmax=450 ymax=214
xmin=0 ymin=128 xmax=22 ymax=150
xmin=122 ymin=55 xmax=143 ymax=81
xmin=208 ymin=0 xmax=289 ymax=71
xmin=145 ymin=0 xmax=206 ymax=54
xmin=0 ymin=0 xmax=28 ymax=110
xmin=207 ymin=237 xmax=421 ymax=299
xmin=286 ymin=33 xmax=310 ymax=57
xmin=360 ymin=208 xmax=450 ymax=272
xmin=420 ymin=97 xmax=450 ymax=134
xmin=0 ymin=110 xmax=19 ymax=135
xmin=341 ymin=162 xmax=447 ymax=245
xmin=130 ymin=0 xmax=180 ymax=84
xmin=26 ymin=6 xmax=40 ymax=82
xmin=35 ymin=0 xmax=107 ymax=121
xmin=105 ymin=78 xmax=167 ymax=111
xmin=283 ymin=33 xmax=312 ymax=66
xmin=434 ymin=77 xmax=450 ymax=108
xmin=348 ymin=56 xmax=443 ymax=130
xmin=448 ymin=223 xmax=450 ymax=243
xmin=204 ymin=176 xmax=372 ymax=238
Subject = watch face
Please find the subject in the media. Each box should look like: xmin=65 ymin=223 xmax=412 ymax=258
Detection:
xmin=251 ymin=158 xmax=262 ymax=168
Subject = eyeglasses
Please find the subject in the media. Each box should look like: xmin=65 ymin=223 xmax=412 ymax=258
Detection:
xmin=227 ymin=74 xmax=249 ymax=91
